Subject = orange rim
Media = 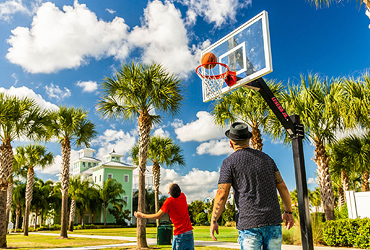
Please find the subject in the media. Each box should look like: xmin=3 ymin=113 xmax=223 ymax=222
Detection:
xmin=196 ymin=62 xmax=230 ymax=80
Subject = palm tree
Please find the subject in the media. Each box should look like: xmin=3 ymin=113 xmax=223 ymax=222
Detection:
xmin=14 ymin=144 xmax=53 ymax=236
xmin=131 ymin=136 xmax=185 ymax=226
xmin=0 ymin=93 xmax=50 ymax=247
xmin=97 ymin=62 xmax=183 ymax=248
xmin=87 ymin=187 xmax=102 ymax=224
xmin=48 ymin=106 xmax=96 ymax=239
xmin=99 ymin=179 xmax=125 ymax=226
xmin=12 ymin=181 xmax=26 ymax=231
xmin=68 ymin=176 xmax=90 ymax=231
xmin=282 ymin=75 xmax=345 ymax=220
xmin=342 ymin=134 xmax=370 ymax=191
xmin=212 ymin=80 xmax=284 ymax=151
xmin=308 ymin=187 xmax=322 ymax=213
xmin=32 ymin=179 xmax=54 ymax=230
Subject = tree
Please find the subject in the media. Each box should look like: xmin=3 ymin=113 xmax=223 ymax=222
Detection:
xmin=31 ymin=179 xmax=54 ymax=230
xmin=188 ymin=200 xmax=205 ymax=223
xmin=132 ymin=188 xmax=166 ymax=215
xmin=68 ymin=176 xmax=90 ymax=231
xmin=212 ymin=80 xmax=284 ymax=151
xmin=131 ymin=136 xmax=185 ymax=226
xmin=14 ymin=145 xmax=53 ymax=235
xmin=0 ymin=93 xmax=50 ymax=247
xmin=282 ymin=75 xmax=345 ymax=220
xmin=12 ymin=181 xmax=26 ymax=231
xmin=308 ymin=187 xmax=322 ymax=213
xmin=99 ymin=179 xmax=125 ymax=226
xmin=48 ymin=106 xmax=96 ymax=239
xmin=97 ymin=62 xmax=183 ymax=249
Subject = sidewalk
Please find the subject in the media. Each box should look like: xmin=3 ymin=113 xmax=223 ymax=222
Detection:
xmin=30 ymin=232 xmax=356 ymax=250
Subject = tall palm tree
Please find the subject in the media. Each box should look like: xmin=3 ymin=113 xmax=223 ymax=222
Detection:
xmin=0 ymin=93 xmax=50 ymax=247
xmin=212 ymin=80 xmax=284 ymax=151
xmin=68 ymin=176 xmax=90 ymax=231
xmin=99 ymin=179 xmax=125 ymax=226
xmin=282 ymin=75 xmax=345 ymax=220
xmin=48 ymin=106 xmax=96 ymax=239
xmin=97 ymin=62 xmax=183 ymax=248
xmin=131 ymin=136 xmax=185 ymax=226
xmin=14 ymin=144 xmax=53 ymax=236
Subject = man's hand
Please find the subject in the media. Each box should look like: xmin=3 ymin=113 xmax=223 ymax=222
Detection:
xmin=210 ymin=221 xmax=219 ymax=241
xmin=134 ymin=211 xmax=143 ymax=218
xmin=282 ymin=212 xmax=294 ymax=230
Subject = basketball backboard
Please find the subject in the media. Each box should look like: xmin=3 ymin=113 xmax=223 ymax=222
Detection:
xmin=200 ymin=11 xmax=272 ymax=102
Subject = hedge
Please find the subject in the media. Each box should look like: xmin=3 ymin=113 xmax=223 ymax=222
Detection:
xmin=323 ymin=218 xmax=370 ymax=249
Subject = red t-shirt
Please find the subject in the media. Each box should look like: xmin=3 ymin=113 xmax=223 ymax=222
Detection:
xmin=160 ymin=192 xmax=193 ymax=236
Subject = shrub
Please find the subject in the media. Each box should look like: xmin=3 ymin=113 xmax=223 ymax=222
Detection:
xmin=196 ymin=212 xmax=207 ymax=225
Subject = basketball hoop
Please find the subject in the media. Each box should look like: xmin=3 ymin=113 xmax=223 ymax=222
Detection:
xmin=196 ymin=62 xmax=236 ymax=100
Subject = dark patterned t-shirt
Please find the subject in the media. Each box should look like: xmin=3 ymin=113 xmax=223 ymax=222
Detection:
xmin=218 ymin=148 xmax=283 ymax=230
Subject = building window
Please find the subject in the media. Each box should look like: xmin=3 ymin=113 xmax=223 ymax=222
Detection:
xmin=82 ymin=162 xmax=85 ymax=167
xmin=88 ymin=162 xmax=91 ymax=168
xmin=124 ymin=196 xmax=128 ymax=204
xmin=99 ymin=175 xmax=101 ymax=181
xmin=124 ymin=175 xmax=129 ymax=183
xmin=108 ymin=174 xmax=113 ymax=179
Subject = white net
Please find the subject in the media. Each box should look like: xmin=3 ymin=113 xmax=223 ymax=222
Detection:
xmin=196 ymin=63 xmax=229 ymax=100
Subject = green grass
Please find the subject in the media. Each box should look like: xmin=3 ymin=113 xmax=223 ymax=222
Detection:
xmin=38 ymin=226 xmax=239 ymax=242
xmin=6 ymin=233 xmax=130 ymax=250
xmin=103 ymin=246 xmax=235 ymax=250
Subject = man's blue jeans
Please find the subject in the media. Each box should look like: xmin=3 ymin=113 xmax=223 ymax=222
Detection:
xmin=172 ymin=230 xmax=194 ymax=250
xmin=238 ymin=224 xmax=282 ymax=250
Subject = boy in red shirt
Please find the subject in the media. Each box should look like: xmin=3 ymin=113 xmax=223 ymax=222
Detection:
xmin=134 ymin=183 xmax=194 ymax=250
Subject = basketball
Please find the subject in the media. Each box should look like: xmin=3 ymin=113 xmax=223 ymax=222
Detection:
xmin=201 ymin=52 xmax=217 ymax=69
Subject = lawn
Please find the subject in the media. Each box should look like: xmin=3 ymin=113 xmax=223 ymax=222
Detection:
xmin=6 ymin=233 xmax=130 ymax=250
xmin=38 ymin=226 xmax=239 ymax=242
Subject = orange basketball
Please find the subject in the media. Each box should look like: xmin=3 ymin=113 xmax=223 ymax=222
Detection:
xmin=201 ymin=52 xmax=217 ymax=69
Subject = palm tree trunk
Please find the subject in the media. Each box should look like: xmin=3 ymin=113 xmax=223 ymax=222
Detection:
xmin=104 ymin=206 xmax=108 ymax=226
xmin=137 ymin=110 xmax=151 ymax=248
xmin=338 ymin=185 xmax=345 ymax=208
xmin=341 ymin=170 xmax=349 ymax=203
xmin=60 ymin=137 xmax=71 ymax=239
xmin=153 ymin=162 xmax=160 ymax=227
xmin=15 ymin=207 xmax=20 ymax=231
xmin=6 ymin=182 xmax=13 ymax=226
xmin=68 ymin=199 xmax=76 ymax=232
xmin=314 ymin=139 xmax=335 ymax=220
xmin=24 ymin=167 xmax=35 ymax=236
xmin=34 ymin=208 xmax=38 ymax=230
xmin=362 ymin=170 xmax=369 ymax=192
xmin=250 ymin=124 xmax=263 ymax=151
xmin=0 ymin=141 xmax=14 ymax=248
xmin=81 ymin=211 xmax=85 ymax=227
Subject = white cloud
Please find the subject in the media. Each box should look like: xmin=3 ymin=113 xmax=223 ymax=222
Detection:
xmin=196 ymin=138 xmax=233 ymax=155
xmin=128 ymin=0 xmax=199 ymax=78
xmin=0 ymin=0 xmax=30 ymax=22
xmin=0 ymin=86 xmax=58 ymax=111
xmin=179 ymin=0 xmax=252 ymax=27
xmin=106 ymin=8 xmax=115 ymax=14
xmin=153 ymin=128 xmax=170 ymax=138
xmin=159 ymin=167 xmax=219 ymax=202
xmin=45 ymin=83 xmax=71 ymax=100
xmin=35 ymin=149 xmax=79 ymax=175
xmin=174 ymin=111 xmax=226 ymax=142
xmin=307 ymin=178 xmax=318 ymax=184
xmin=76 ymin=80 xmax=98 ymax=93
xmin=91 ymin=129 xmax=137 ymax=161
xmin=6 ymin=1 xmax=129 ymax=73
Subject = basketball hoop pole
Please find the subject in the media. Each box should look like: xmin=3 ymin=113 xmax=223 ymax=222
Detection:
xmin=244 ymin=78 xmax=314 ymax=250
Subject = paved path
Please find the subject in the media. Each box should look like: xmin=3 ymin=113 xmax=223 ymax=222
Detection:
xmin=30 ymin=232 xmax=355 ymax=250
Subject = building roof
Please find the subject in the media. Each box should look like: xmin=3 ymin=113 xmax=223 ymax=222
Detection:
xmin=71 ymin=156 xmax=101 ymax=164
xmin=90 ymin=161 xmax=136 ymax=171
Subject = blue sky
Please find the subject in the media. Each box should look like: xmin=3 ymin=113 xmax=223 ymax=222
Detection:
xmin=0 ymin=0 xmax=369 ymax=202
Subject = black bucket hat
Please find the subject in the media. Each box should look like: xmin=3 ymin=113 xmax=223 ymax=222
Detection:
xmin=225 ymin=122 xmax=253 ymax=141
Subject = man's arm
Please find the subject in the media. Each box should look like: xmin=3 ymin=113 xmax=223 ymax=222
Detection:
xmin=210 ymin=183 xmax=231 ymax=241
xmin=275 ymin=171 xmax=294 ymax=230
xmin=134 ymin=209 xmax=165 ymax=220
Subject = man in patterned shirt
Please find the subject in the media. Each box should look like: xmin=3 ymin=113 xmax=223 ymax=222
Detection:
xmin=210 ymin=122 xmax=294 ymax=250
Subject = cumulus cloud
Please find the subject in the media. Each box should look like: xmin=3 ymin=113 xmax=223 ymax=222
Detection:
xmin=174 ymin=111 xmax=226 ymax=142
xmin=0 ymin=86 xmax=58 ymax=111
xmin=76 ymin=80 xmax=98 ymax=93
xmin=106 ymin=8 xmax=115 ymax=14
xmin=196 ymin=138 xmax=233 ymax=155
xmin=45 ymin=83 xmax=71 ymax=100
xmin=129 ymin=0 xmax=199 ymax=78
xmin=159 ymin=167 xmax=219 ymax=202
xmin=6 ymin=1 xmax=129 ymax=73
xmin=179 ymin=0 xmax=252 ymax=27
xmin=307 ymin=178 xmax=318 ymax=184
xmin=91 ymin=129 xmax=137 ymax=161
xmin=153 ymin=128 xmax=170 ymax=138
xmin=0 ymin=0 xmax=30 ymax=21
xmin=35 ymin=149 xmax=79 ymax=175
